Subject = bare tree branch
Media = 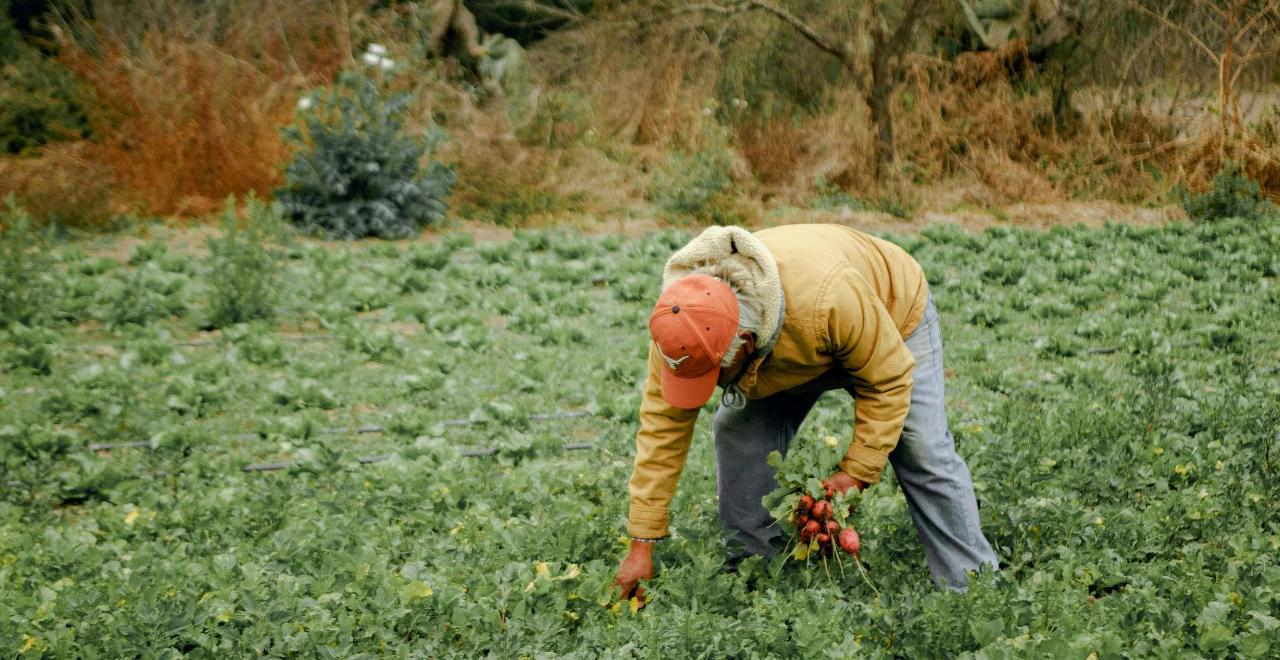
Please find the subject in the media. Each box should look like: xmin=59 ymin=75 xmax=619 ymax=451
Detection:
xmin=1191 ymin=0 xmax=1229 ymax=20
xmin=876 ymin=0 xmax=926 ymax=82
xmin=1231 ymin=42 xmax=1280 ymax=86
xmin=485 ymin=0 xmax=590 ymax=25
xmin=1233 ymin=0 xmax=1280 ymax=42
xmin=1129 ymin=0 xmax=1219 ymax=63
xmin=686 ymin=1 xmax=852 ymax=62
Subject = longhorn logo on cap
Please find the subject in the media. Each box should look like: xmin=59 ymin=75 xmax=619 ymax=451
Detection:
xmin=656 ymin=344 xmax=691 ymax=371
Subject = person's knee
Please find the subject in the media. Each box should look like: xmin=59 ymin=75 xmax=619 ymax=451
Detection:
xmin=892 ymin=425 xmax=958 ymax=473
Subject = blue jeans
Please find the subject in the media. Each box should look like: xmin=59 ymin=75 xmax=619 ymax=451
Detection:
xmin=713 ymin=294 xmax=998 ymax=588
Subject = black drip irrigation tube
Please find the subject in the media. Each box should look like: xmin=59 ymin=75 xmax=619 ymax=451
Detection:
xmin=82 ymin=410 xmax=604 ymax=474
xmin=240 ymin=441 xmax=599 ymax=473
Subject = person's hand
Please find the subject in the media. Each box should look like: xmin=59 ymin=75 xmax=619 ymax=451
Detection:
xmin=823 ymin=471 xmax=867 ymax=496
xmin=613 ymin=540 xmax=655 ymax=601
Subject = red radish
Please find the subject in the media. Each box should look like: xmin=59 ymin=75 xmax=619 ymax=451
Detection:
xmin=811 ymin=500 xmax=832 ymax=521
xmin=838 ymin=527 xmax=860 ymax=555
xmin=793 ymin=512 xmax=810 ymax=527
xmin=824 ymin=483 xmax=835 ymax=499
xmin=816 ymin=532 xmax=831 ymax=546
xmin=803 ymin=519 xmax=821 ymax=536
xmin=799 ymin=494 xmax=815 ymax=511
xmin=825 ymin=520 xmax=839 ymax=534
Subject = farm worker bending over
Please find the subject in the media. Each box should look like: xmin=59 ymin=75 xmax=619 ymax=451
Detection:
xmin=613 ymin=224 xmax=998 ymax=594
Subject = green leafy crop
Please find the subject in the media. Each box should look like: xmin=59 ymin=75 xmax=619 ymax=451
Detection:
xmin=2 ymin=215 xmax=1279 ymax=657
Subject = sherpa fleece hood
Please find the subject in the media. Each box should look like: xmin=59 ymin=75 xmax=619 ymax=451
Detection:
xmin=661 ymin=226 xmax=785 ymax=352
xmin=628 ymin=223 xmax=929 ymax=540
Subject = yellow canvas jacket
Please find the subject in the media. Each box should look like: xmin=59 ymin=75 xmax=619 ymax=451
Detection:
xmin=627 ymin=224 xmax=929 ymax=539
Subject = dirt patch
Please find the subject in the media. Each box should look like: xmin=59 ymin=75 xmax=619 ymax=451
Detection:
xmin=386 ymin=321 xmax=420 ymax=337
xmin=81 ymin=222 xmax=223 ymax=262
xmin=73 ymin=188 xmax=1184 ymax=257
xmin=762 ymin=197 xmax=1178 ymax=236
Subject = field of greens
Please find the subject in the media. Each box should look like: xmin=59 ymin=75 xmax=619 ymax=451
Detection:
xmin=3 ymin=216 xmax=1279 ymax=657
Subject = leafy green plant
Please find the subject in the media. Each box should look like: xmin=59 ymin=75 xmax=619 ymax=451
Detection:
xmin=204 ymin=196 xmax=280 ymax=328
xmin=1178 ymin=161 xmax=1275 ymax=223
xmin=0 ymin=196 xmax=55 ymax=328
xmin=1 ymin=323 xmax=57 ymax=375
xmin=649 ymin=134 xmax=737 ymax=223
xmin=277 ymin=70 xmax=456 ymax=239
xmin=99 ymin=263 xmax=188 ymax=327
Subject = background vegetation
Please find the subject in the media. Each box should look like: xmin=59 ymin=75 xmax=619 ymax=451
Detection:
xmin=0 ymin=0 xmax=1276 ymax=231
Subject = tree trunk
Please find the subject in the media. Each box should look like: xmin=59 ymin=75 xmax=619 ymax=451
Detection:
xmin=1218 ymin=5 xmax=1237 ymax=162
xmin=867 ymin=52 xmax=895 ymax=178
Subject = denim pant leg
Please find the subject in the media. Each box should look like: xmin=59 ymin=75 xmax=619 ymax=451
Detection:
xmin=892 ymin=297 xmax=999 ymax=588
xmin=713 ymin=389 xmax=823 ymax=557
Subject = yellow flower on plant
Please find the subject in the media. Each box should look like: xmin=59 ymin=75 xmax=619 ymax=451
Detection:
xmin=629 ymin=596 xmax=642 ymax=614
xmin=216 ymin=609 xmax=234 ymax=623
xmin=535 ymin=562 xmax=551 ymax=578
xmin=1174 ymin=464 xmax=1189 ymax=475
xmin=563 ymin=564 xmax=581 ymax=579
xmin=824 ymin=435 xmax=838 ymax=447
xmin=124 ymin=509 xmax=140 ymax=526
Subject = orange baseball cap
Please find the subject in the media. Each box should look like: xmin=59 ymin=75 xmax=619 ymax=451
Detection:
xmin=648 ymin=274 xmax=740 ymax=409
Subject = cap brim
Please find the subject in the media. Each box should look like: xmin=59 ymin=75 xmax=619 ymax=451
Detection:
xmin=659 ymin=365 xmax=721 ymax=410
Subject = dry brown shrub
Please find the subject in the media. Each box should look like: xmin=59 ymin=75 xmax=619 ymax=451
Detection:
xmin=895 ymin=51 xmax=1056 ymax=181
xmin=968 ymin=146 xmax=1059 ymax=202
xmin=528 ymin=11 xmax=718 ymax=149
xmin=737 ymin=119 xmax=809 ymax=187
xmin=0 ymin=142 xmax=117 ymax=228
xmin=735 ymin=90 xmax=877 ymax=203
xmin=56 ymin=2 xmax=346 ymax=218
xmin=434 ymin=91 xmax=642 ymax=222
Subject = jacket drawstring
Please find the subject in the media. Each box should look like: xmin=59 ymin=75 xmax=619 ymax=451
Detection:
xmin=722 ymin=383 xmax=747 ymax=409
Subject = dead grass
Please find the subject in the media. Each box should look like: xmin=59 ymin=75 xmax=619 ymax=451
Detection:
xmin=55 ymin=2 xmax=346 ymax=218
xmin=0 ymin=142 xmax=117 ymax=228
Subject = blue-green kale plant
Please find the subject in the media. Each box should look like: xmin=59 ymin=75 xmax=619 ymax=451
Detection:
xmin=1178 ymin=160 xmax=1275 ymax=223
xmin=277 ymin=68 xmax=455 ymax=239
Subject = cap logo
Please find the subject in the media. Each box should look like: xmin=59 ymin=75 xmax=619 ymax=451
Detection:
xmin=656 ymin=343 xmax=691 ymax=371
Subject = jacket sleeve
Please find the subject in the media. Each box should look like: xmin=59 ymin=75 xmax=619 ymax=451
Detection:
xmin=626 ymin=343 xmax=700 ymax=538
xmin=824 ymin=268 xmax=915 ymax=484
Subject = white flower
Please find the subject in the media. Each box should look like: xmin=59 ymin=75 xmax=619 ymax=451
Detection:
xmin=296 ymin=96 xmax=313 ymax=111
xmin=702 ymin=107 xmax=713 ymax=116
xmin=379 ymin=57 xmax=395 ymax=71
xmin=366 ymin=43 xmax=387 ymax=56
xmin=361 ymin=52 xmax=380 ymax=67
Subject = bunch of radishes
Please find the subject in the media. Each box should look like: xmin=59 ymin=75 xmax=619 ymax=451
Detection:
xmin=790 ymin=485 xmax=860 ymax=558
